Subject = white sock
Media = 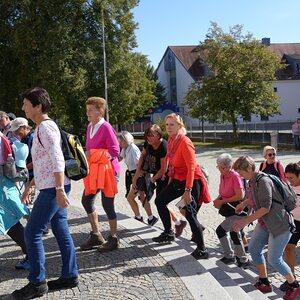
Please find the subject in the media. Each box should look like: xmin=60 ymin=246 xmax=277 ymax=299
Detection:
xmin=148 ymin=215 xmax=153 ymax=221
xmin=135 ymin=215 xmax=142 ymax=220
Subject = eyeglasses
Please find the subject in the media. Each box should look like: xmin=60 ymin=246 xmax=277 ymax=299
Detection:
xmin=267 ymin=153 xmax=276 ymax=157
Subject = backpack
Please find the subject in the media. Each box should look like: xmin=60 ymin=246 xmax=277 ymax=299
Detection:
xmin=37 ymin=121 xmax=89 ymax=181
xmin=259 ymin=161 xmax=281 ymax=179
xmin=256 ymin=173 xmax=297 ymax=212
xmin=59 ymin=128 xmax=89 ymax=181
xmin=1 ymin=136 xmax=29 ymax=182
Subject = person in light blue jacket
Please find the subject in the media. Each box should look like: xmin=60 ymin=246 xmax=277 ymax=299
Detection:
xmin=0 ymin=132 xmax=30 ymax=270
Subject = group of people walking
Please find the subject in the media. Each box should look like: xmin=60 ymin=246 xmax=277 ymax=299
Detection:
xmin=1 ymin=87 xmax=300 ymax=300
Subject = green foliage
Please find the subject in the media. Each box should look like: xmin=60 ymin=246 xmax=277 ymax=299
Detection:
xmin=0 ymin=0 xmax=155 ymax=133
xmin=184 ymin=22 xmax=282 ymax=140
xmin=154 ymin=117 xmax=168 ymax=140
xmin=146 ymin=65 xmax=167 ymax=108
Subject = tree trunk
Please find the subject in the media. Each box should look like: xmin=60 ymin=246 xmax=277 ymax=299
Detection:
xmin=201 ymin=117 xmax=205 ymax=142
xmin=231 ymin=117 xmax=239 ymax=142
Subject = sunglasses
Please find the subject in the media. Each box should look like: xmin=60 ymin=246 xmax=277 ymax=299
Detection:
xmin=267 ymin=153 xmax=276 ymax=157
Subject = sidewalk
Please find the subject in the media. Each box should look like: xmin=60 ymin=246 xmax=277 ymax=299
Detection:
xmin=1 ymin=147 xmax=300 ymax=299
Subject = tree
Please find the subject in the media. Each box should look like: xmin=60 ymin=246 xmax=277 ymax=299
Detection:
xmin=184 ymin=82 xmax=209 ymax=141
xmin=185 ymin=22 xmax=282 ymax=140
xmin=0 ymin=0 xmax=156 ymax=133
xmin=146 ymin=65 xmax=167 ymax=108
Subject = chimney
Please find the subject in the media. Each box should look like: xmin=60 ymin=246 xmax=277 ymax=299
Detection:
xmin=261 ymin=38 xmax=271 ymax=46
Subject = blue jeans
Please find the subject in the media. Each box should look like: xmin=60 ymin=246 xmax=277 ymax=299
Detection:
xmin=25 ymin=185 xmax=78 ymax=283
xmin=248 ymin=223 xmax=292 ymax=276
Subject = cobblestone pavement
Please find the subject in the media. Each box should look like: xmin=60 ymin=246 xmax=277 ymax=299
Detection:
xmin=68 ymin=147 xmax=300 ymax=298
xmin=0 ymin=206 xmax=194 ymax=300
xmin=1 ymin=146 xmax=299 ymax=299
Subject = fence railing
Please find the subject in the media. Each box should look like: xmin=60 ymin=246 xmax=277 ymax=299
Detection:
xmin=118 ymin=120 xmax=295 ymax=134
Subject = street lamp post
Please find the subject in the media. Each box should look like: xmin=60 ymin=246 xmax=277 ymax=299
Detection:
xmin=101 ymin=7 xmax=109 ymax=122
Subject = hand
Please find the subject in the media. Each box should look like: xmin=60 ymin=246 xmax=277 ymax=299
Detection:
xmin=132 ymin=177 xmax=138 ymax=190
xmin=232 ymin=219 xmax=248 ymax=233
xmin=150 ymin=176 xmax=156 ymax=184
xmin=21 ymin=186 xmax=33 ymax=205
xmin=213 ymin=199 xmax=223 ymax=209
xmin=235 ymin=202 xmax=246 ymax=214
xmin=182 ymin=191 xmax=192 ymax=205
xmin=56 ymin=190 xmax=70 ymax=208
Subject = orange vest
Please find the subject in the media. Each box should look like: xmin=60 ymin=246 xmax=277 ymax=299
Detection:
xmin=83 ymin=149 xmax=118 ymax=197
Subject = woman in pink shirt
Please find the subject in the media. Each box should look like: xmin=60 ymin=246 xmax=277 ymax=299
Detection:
xmin=213 ymin=153 xmax=250 ymax=268
xmin=80 ymin=97 xmax=120 ymax=252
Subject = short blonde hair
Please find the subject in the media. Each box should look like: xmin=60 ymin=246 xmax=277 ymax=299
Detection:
xmin=263 ymin=145 xmax=276 ymax=158
xmin=85 ymin=97 xmax=107 ymax=111
xmin=165 ymin=113 xmax=187 ymax=135
xmin=233 ymin=156 xmax=256 ymax=172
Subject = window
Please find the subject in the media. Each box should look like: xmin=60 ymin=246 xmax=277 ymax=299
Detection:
xmin=261 ymin=115 xmax=269 ymax=121
xmin=298 ymin=108 xmax=300 ymax=114
xmin=273 ymin=87 xmax=277 ymax=92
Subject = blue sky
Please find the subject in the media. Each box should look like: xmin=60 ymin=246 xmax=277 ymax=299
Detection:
xmin=133 ymin=0 xmax=300 ymax=68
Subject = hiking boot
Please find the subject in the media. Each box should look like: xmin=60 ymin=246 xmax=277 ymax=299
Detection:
xmin=191 ymin=248 xmax=209 ymax=260
xmin=254 ymin=280 xmax=273 ymax=293
xmin=15 ymin=257 xmax=30 ymax=270
xmin=134 ymin=216 xmax=144 ymax=223
xmin=175 ymin=220 xmax=187 ymax=237
xmin=148 ymin=216 xmax=158 ymax=226
xmin=280 ymin=280 xmax=290 ymax=292
xmin=98 ymin=236 xmax=119 ymax=252
xmin=48 ymin=276 xmax=79 ymax=291
xmin=80 ymin=231 xmax=105 ymax=251
xmin=284 ymin=285 xmax=300 ymax=300
xmin=11 ymin=281 xmax=48 ymax=299
xmin=152 ymin=231 xmax=175 ymax=243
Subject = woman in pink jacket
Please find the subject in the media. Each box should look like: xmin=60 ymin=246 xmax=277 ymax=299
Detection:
xmin=80 ymin=97 xmax=120 ymax=252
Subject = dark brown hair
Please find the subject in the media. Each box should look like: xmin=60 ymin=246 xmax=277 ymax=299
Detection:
xmin=285 ymin=162 xmax=300 ymax=176
xmin=144 ymin=124 xmax=162 ymax=139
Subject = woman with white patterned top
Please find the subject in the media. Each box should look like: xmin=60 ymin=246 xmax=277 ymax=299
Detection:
xmin=10 ymin=87 xmax=78 ymax=299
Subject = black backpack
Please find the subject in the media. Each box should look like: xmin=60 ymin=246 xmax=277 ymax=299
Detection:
xmin=38 ymin=121 xmax=89 ymax=181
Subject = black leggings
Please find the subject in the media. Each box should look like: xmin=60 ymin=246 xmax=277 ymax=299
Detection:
xmin=81 ymin=190 xmax=116 ymax=220
xmin=155 ymin=179 xmax=206 ymax=251
xmin=7 ymin=221 xmax=27 ymax=255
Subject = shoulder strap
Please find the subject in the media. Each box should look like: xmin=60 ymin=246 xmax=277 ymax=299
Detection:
xmin=259 ymin=162 xmax=263 ymax=171
xmin=37 ymin=119 xmax=53 ymax=148
xmin=276 ymin=161 xmax=282 ymax=179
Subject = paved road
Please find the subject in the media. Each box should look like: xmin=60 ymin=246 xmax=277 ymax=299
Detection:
xmin=0 ymin=146 xmax=299 ymax=299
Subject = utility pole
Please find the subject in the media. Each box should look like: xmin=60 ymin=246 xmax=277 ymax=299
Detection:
xmin=102 ymin=6 xmax=109 ymax=122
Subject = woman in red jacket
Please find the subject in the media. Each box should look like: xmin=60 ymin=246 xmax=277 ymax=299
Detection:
xmin=152 ymin=113 xmax=210 ymax=260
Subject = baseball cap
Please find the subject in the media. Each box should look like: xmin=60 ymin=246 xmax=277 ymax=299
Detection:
xmin=7 ymin=113 xmax=16 ymax=121
xmin=12 ymin=141 xmax=29 ymax=168
xmin=8 ymin=117 xmax=29 ymax=132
